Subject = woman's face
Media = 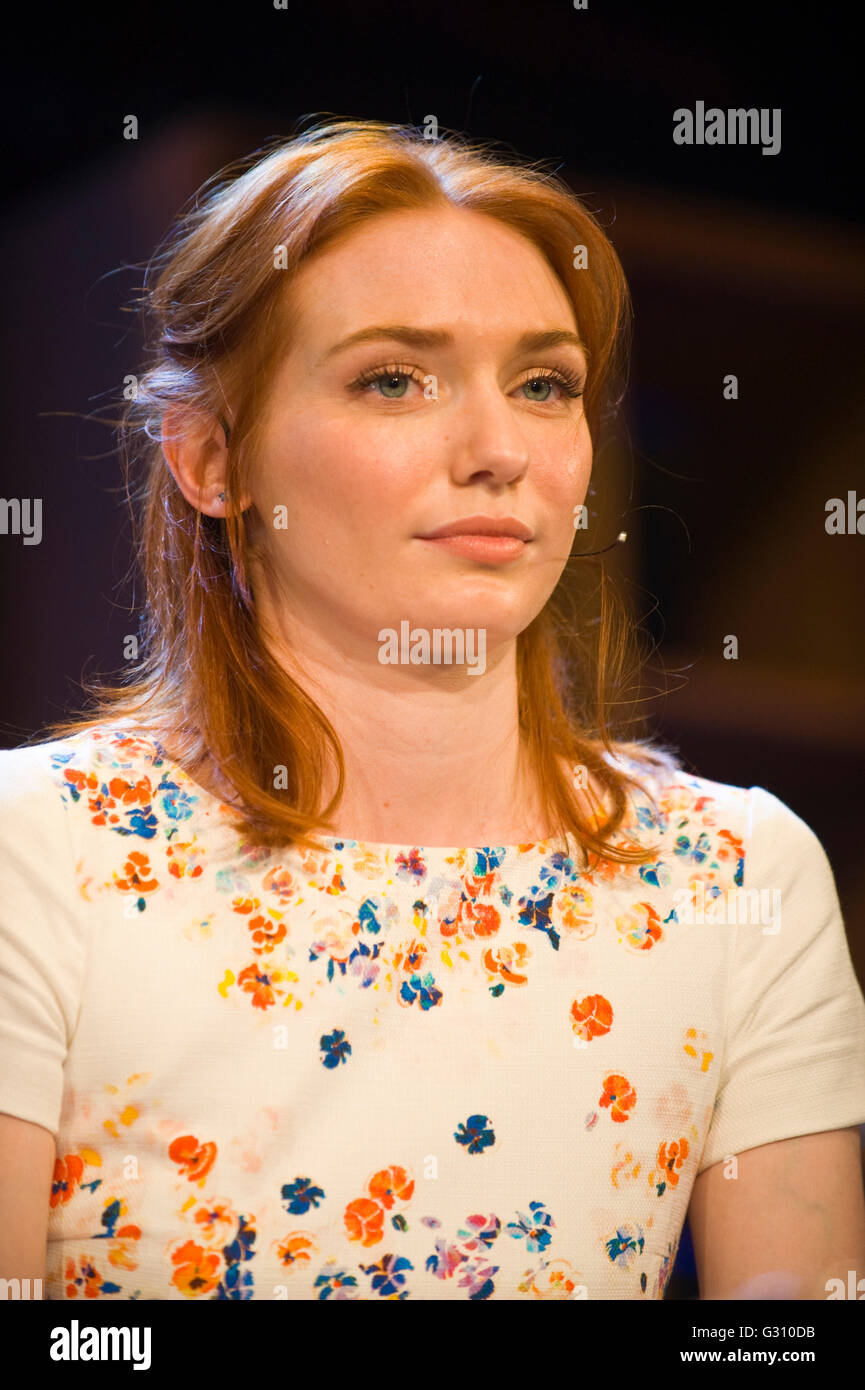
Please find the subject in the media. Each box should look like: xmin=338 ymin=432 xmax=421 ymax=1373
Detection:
xmin=247 ymin=204 xmax=592 ymax=665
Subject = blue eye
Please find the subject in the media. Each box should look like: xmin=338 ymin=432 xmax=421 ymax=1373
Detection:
xmin=374 ymin=373 xmax=410 ymax=398
xmin=350 ymin=364 xmax=424 ymax=398
xmin=519 ymin=369 xmax=585 ymax=402
xmin=348 ymin=362 xmax=586 ymax=402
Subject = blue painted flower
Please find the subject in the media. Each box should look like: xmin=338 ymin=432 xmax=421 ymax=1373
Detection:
xmin=315 ymin=1266 xmax=360 ymax=1299
xmin=360 ymin=1253 xmax=413 ymax=1298
xmin=639 ymin=859 xmax=671 ymax=888
xmin=223 ymin=1215 xmax=256 ymax=1265
xmin=281 ymin=1177 xmax=326 ymax=1216
xmin=469 ymin=847 xmax=506 ymax=878
xmin=157 ymin=778 xmax=197 ymax=822
xmin=506 ymin=1201 xmax=555 ymax=1253
xmin=122 ymin=807 xmax=159 ymax=839
xmin=454 ymin=1114 xmax=496 ymax=1155
xmin=215 ymin=1263 xmax=254 ymax=1299
xmin=399 ymin=971 xmax=443 ymax=1010
xmin=357 ymin=898 xmax=384 ymax=935
xmin=605 ymin=1223 xmax=646 ymax=1269
xmin=320 ymin=1028 xmax=352 ymax=1069
xmin=673 ymin=830 xmax=712 ymax=865
xmin=636 ymin=804 xmax=667 ymax=833
xmin=517 ymin=890 xmax=559 ymax=951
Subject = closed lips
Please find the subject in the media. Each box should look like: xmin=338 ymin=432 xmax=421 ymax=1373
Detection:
xmin=419 ymin=516 xmax=533 ymax=540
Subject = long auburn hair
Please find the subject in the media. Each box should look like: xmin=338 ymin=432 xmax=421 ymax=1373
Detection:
xmin=44 ymin=116 xmax=682 ymax=863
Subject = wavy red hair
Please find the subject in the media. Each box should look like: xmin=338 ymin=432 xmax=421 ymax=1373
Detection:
xmin=44 ymin=117 xmax=682 ymax=863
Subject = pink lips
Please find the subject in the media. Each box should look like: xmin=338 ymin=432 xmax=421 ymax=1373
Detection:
xmin=417 ymin=514 xmax=533 ymax=563
xmin=419 ymin=534 xmax=528 ymax=562
xmin=420 ymin=514 xmax=533 ymax=541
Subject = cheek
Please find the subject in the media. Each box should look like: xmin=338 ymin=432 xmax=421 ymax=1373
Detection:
xmin=535 ymin=411 xmax=591 ymax=471
xmin=536 ymin=436 xmax=592 ymax=515
xmin=257 ymin=421 xmax=352 ymax=521
xmin=261 ymin=417 xmax=418 ymax=543
xmin=313 ymin=419 xmax=423 ymax=517
xmin=525 ymin=462 xmax=591 ymax=560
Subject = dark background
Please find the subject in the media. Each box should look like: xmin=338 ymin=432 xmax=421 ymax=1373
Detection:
xmin=1 ymin=0 xmax=862 ymax=1299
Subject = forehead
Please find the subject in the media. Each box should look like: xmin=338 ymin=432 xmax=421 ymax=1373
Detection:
xmin=284 ymin=205 xmax=577 ymax=346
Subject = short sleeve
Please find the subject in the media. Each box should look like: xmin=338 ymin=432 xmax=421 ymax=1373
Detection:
xmin=698 ymin=785 xmax=865 ymax=1172
xmin=0 ymin=744 xmax=86 ymax=1137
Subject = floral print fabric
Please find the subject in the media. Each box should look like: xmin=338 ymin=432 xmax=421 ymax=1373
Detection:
xmin=1 ymin=725 xmax=864 ymax=1300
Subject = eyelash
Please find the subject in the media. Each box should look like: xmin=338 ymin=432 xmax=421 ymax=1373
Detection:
xmin=348 ymin=361 xmax=586 ymax=402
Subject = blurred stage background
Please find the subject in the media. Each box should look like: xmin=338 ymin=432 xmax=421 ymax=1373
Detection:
xmin=0 ymin=0 xmax=862 ymax=1299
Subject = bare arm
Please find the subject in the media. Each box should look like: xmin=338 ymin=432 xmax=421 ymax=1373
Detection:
xmin=0 ymin=1112 xmax=55 ymax=1288
xmin=688 ymin=1126 xmax=865 ymax=1299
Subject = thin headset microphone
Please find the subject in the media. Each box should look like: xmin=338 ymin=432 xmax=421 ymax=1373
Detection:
xmin=574 ymin=530 xmax=628 ymax=556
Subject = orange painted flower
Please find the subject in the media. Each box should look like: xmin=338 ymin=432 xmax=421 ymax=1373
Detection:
xmin=587 ymin=844 xmax=642 ymax=884
xmin=482 ymin=942 xmax=530 ymax=986
xmin=344 ymin=1196 xmax=385 ymax=1247
xmin=108 ymin=1226 xmax=142 ymax=1270
xmin=232 ymin=896 xmax=261 ymax=915
xmin=617 ymin=902 xmax=663 ymax=951
xmin=248 ymin=913 xmax=287 ymax=954
xmin=88 ymin=788 xmax=120 ymax=826
xmin=439 ymin=890 xmax=501 ymax=939
xmin=192 ymin=1200 xmax=236 ymax=1247
xmin=657 ymin=1137 xmax=690 ymax=1188
xmin=113 ymin=735 xmax=159 ymax=761
xmin=391 ymin=939 xmax=428 ymax=973
xmin=108 ymin=776 xmax=153 ymax=807
xmin=64 ymin=1254 xmax=115 ymax=1298
xmin=599 ymin=1072 xmax=637 ymax=1122
xmin=716 ymin=828 xmax=744 ymax=863
xmin=115 ymin=851 xmax=158 ymax=894
xmin=262 ymin=866 xmax=297 ymax=901
xmin=463 ymin=900 xmax=501 ymax=936
xmin=557 ymin=883 xmax=596 ymax=938
xmin=367 ymin=1164 xmax=414 ymax=1209
xmin=274 ymin=1232 xmax=317 ymax=1267
xmin=519 ymin=1258 xmax=583 ymax=1299
xmin=51 ymin=1153 xmax=85 ymax=1207
xmin=236 ymin=962 xmax=290 ymax=1009
xmin=571 ymin=993 xmax=613 ymax=1042
xmin=64 ymin=768 xmax=99 ymax=795
xmin=169 ymin=1134 xmax=218 ymax=1183
xmin=166 ymin=841 xmax=205 ymax=879
xmin=170 ymin=1239 xmax=221 ymax=1297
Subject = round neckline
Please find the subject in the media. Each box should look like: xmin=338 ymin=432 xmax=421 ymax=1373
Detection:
xmin=300 ymin=829 xmax=578 ymax=856
xmin=97 ymin=724 xmax=603 ymax=859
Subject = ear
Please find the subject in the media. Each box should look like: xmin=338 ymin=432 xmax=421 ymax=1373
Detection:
xmin=161 ymin=406 xmax=250 ymax=516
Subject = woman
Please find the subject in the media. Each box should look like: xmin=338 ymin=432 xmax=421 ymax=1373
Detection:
xmin=1 ymin=119 xmax=864 ymax=1302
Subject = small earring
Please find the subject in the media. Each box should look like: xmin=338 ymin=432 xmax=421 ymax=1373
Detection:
xmin=218 ymin=491 xmax=226 ymax=503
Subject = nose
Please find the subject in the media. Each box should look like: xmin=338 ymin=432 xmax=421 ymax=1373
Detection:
xmin=445 ymin=384 xmax=531 ymax=486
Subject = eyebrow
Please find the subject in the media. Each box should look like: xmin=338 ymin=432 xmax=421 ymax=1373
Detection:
xmin=319 ymin=324 xmax=589 ymax=365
